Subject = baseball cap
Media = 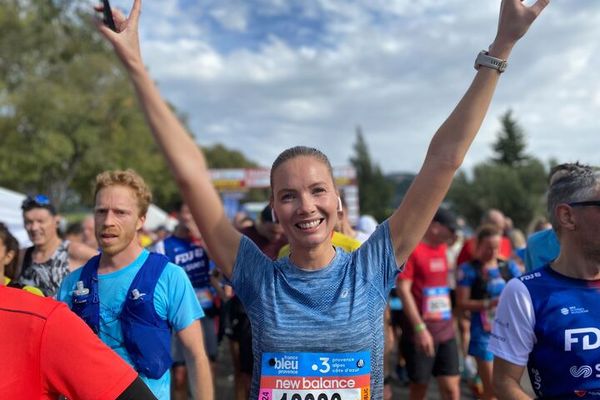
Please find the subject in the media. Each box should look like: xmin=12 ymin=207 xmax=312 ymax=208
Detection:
xmin=433 ymin=208 xmax=458 ymax=233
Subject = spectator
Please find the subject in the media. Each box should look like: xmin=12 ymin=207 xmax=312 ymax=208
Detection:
xmin=456 ymin=224 xmax=521 ymax=400
xmin=17 ymin=195 xmax=97 ymax=296
xmin=0 ymin=222 xmax=43 ymax=295
xmin=396 ymin=209 xmax=461 ymax=399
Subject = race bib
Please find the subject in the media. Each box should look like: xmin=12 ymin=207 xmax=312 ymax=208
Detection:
xmin=422 ymin=287 xmax=451 ymax=321
xmin=480 ymin=303 xmax=497 ymax=333
xmin=258 ymin=351 xmax=370 ymax=400
xmin=196 ymin=288 xmax=214 ymax=309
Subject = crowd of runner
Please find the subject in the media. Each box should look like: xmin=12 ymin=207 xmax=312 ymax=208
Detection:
xmin=3 ymin=1 xmax=600 ymax=400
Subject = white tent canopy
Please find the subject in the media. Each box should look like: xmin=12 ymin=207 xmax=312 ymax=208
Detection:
xmin=0 ymin=186 xmax=175 ymax=248
xmin=0 ymin=186 xmax=31 ymax=248
xmin=144 ymin=204 xmax=177 ymax=232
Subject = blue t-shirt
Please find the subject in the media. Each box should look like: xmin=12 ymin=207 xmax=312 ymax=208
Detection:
xmin=57 ymin=249 xmax=204 ymax=400
xmin=232 ymin=220 xmax=399 ymax=400
xmin=524 ymin=229 xmax=560 ymax=272
xmin=457 ymin=260 xmax=521 ymax=344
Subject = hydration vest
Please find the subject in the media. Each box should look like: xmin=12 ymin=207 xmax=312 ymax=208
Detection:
xmin=470 ymin=259 xmax=512 ymax=300
xmin=71 ymin=253 xmax=172 ymax=379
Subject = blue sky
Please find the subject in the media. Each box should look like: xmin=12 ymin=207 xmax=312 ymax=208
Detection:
xmin=108 ymin=0 xmax=600 ymax=173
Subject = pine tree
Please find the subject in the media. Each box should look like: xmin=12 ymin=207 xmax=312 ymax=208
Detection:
xmin=492 ymin=110 xmax=529 ymax=167
xmin=349 ymin=127 xmax=393 ymax=222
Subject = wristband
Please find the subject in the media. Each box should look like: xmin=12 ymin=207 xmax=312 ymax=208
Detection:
xmin=483 ymin=299 xmax=490 ymax=310
xmin=414 ymin=322 xmax=427 ymax=333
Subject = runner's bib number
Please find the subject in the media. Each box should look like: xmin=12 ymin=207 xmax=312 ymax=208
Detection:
xmin=258 ymin=351 xmax=370 ymax=400
xmin=422 ymin=287 xmax=451 ymax=321
xmin=196 ymin=288 xmax=214 ymax=309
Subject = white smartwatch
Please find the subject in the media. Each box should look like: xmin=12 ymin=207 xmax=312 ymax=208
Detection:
xmin=474 ymin=50 xmax=508 ymax=73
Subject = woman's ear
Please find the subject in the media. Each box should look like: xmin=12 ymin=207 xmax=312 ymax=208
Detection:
xmin=2 ymin=249 xmax=16 ymax=267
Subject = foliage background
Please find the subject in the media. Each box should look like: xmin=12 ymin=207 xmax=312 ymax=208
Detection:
xmin=1 ymin=1 xmax=556 ymax=231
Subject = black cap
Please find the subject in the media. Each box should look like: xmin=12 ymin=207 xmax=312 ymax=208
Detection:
xmin=433 ymin=208 xmax=458 ymax=233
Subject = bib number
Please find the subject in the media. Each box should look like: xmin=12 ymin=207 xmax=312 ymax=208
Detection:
xmin=272 ymin=392 xmax=346 ymax=400
xmin=422 ymin=287 xmax=451 ymax=321
xmin=480 ymin=307 xmax=496 ymax=332
xmin=258 ymin=351 xmax=370 ymax=400
xmin=196 ymin=288 xmax=214 ymax=309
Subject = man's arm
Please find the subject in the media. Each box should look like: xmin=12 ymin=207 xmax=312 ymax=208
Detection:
xmin=177 ymin=320 xmax=214 ymax=400
xmin=489 ymin=278 xmax=537 ymax=399
xmin=396 ymin=279 xmax=434 ymax=357
xmin=493 ymin=357 xmax=531 ymax=400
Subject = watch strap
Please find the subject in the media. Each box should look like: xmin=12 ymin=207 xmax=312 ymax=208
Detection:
xmin=474 ymin=50 xmax=508 ymax=73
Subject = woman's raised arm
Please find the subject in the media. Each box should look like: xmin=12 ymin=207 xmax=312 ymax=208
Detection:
xmin=388 ymin=0 xmax=549 ymax=267
xmin=98 ymin=0 xmax=241 ymax=278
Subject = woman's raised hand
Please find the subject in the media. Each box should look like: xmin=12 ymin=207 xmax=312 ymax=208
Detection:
xmin=95 ymin=0 xmax=143 ymax=69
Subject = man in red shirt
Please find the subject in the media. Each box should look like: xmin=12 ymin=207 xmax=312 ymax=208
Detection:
xmin=0 ymin=285 xmax=156 ymax=399
xmin=397 ymin=208 xmax=460 ymax=400
xmin=456 ymin=208 xmax=512 ymax=266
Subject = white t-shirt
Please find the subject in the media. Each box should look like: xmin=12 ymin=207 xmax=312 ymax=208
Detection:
xmin=488 ymin=278 xmax=537 ymax=366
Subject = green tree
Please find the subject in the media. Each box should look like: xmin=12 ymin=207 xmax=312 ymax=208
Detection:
xmin=492 ymin=110 xmax=529 ymax=166
xmin=0 ymin=0 xmax=179 ymax=210
xmin=204 ymin=144 xmax=259 ymax=168
xmin=448 ymin=112 xmax=548 ymax=231
xmin=349 ymin=127 xmax=393 ymax=222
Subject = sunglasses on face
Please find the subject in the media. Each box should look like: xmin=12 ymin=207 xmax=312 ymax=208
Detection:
xmin=21 ymin=194 xmax=53 ymax=210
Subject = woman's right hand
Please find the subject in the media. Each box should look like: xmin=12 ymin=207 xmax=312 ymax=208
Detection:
xmin=493 ymin=0 xmax=549 ymax=53
xmin=95 ymin=0 xmax=143 ymax=70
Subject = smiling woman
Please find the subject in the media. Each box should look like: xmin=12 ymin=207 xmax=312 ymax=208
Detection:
xmin=97 ymin=0 xmax=549 ymax=398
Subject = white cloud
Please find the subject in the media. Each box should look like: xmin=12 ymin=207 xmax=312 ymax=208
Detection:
xmin=109 ymin=0 xmax=600 ymax=173
xmin=209 ymin=2 xmax=249 ymax=32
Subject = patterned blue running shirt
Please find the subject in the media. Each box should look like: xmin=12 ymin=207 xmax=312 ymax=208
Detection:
xmin=231 ymin=220 xmax=400 ymax=400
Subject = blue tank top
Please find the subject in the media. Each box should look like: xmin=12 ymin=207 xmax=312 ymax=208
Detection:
xmin=524 ymin=265 xmax=600 ymax=397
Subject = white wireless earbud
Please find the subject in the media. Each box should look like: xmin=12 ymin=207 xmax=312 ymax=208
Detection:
xmin=271 ymin=209 xmax=278 ymax=223
xmin=337 ymin=196 xmax=343 ymax=212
